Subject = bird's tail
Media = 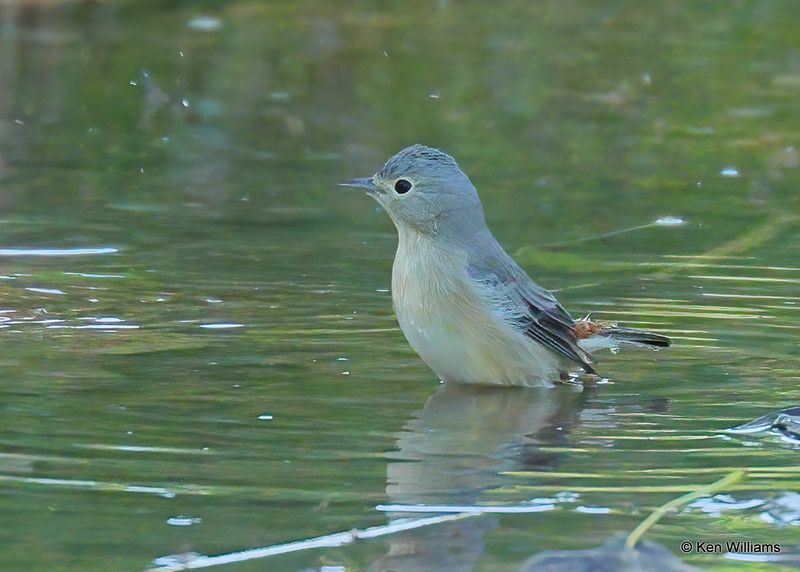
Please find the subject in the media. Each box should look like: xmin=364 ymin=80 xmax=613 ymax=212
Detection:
xmin=598 ymin=326 xmax=671 ymax=350
xmin=574 ymin=318 xmax=671 ymax=352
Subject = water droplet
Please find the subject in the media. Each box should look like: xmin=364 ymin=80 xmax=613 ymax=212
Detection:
xmin=720 ymin=167 xmax=740 ymax=177
xmin=199 ymin=323 xmax=244 ymax=329
xmin=654 ymin=216 xmax=685 ymax=226
xmin=188 ymin=16 xmax=221 ymax=31
xmin=166 ymin=515 xmax=202 ymax=526
xmin=576 ymin=505 xmax=612 ymax=514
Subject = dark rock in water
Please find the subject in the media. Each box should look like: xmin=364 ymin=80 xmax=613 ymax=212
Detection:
xmin=725 ymin=406 xmax=800 ymax=443
xmin=519 ymin=536 xmax=702 ymax=572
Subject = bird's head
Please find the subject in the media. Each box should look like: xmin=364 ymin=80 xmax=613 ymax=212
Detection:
xmin=341 ymin=144 xmax=486 ymax=240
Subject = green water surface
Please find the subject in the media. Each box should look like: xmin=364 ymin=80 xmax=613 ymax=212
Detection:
xmin=1 ymin=1 xmax=799 ymax=570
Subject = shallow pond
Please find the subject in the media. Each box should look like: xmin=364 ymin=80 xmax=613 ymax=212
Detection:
xmin=1 ymin=1 xmax=799 ymax=570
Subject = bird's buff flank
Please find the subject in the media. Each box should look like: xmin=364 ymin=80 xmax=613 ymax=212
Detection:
xmin=342 ymin=144 xmax=670 ymax=386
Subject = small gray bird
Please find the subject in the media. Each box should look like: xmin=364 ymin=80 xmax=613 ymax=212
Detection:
xmin=342 ymin=144 xmax=669 ymax=386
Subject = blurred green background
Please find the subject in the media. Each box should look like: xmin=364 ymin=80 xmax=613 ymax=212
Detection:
xmin=0 ymin=0 xmax=799 ymax=570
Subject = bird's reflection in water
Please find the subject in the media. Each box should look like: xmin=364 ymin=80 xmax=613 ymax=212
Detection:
xmin=369 ymin=383 xmax=592 ymax=572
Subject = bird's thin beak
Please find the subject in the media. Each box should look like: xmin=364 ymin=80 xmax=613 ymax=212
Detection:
xmin=339 ymin=177 xmax=380 ymax=193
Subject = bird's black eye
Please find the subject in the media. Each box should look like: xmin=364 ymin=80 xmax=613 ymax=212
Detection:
xmin=394 ymin=179 xmax=412 ymax=194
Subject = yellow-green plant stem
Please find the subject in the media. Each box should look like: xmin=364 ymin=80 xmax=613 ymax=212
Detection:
xmin=625 ymin=469 xmax=746 ymax=549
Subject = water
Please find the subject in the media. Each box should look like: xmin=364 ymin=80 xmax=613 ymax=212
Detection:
xmin=1 ymin=1 xmax=799 ymax=570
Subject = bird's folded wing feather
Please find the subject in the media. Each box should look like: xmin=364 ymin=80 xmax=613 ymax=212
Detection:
xmin=467 ymin=254 xmax=596 ymax=374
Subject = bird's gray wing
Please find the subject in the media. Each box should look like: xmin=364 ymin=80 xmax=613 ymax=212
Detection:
xmin=467 ymin=242 xmax=596 ymax=374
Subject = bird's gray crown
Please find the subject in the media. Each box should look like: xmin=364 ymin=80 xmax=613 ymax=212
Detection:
xmin=378 ymin=144 xmax=458 ymax=180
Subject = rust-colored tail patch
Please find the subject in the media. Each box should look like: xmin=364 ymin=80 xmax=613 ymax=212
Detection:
xmin=573 ymin=318 xmax=672 ymax=349
xmin=573 ymin=319 xmax=605 ymax=340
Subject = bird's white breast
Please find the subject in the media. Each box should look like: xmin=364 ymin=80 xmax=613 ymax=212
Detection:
xmin=391 ymin=230 xmax=561 ymax=386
